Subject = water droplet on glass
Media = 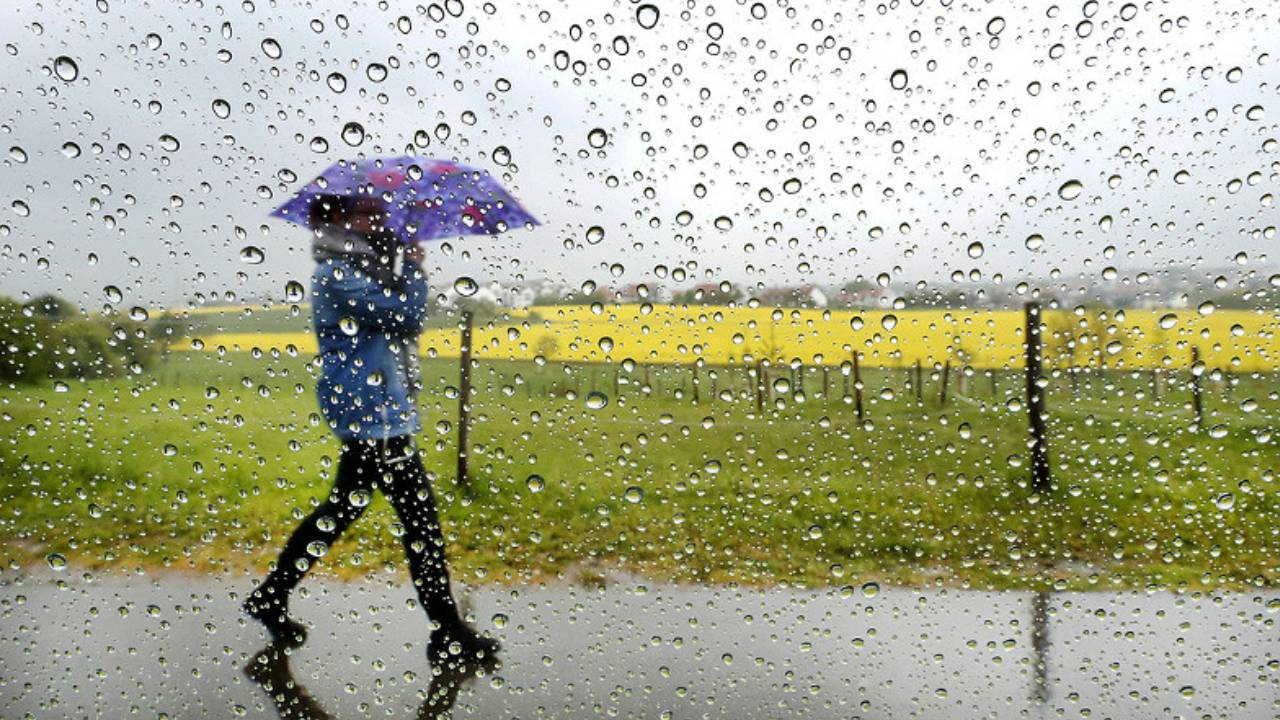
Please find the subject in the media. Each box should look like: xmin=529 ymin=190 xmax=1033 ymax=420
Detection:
xmin=636 ymin=4 xmax=660 ymax=29
xmin=1057 ymin=180 xmax=1083 ymax=200
xmin=889 ymin=69 xmax=908 ymax=90
xmin=326 ymin=72 xmax=347 ymax=93
xmin=239 ymin=246 xmax=264 ymax=264
xmin=587 ymin=128 xmax=608 ymax=148
xmin=1158 ymin=313 xmax=1177 ymax=329
xmin=53 ymin=56 xmax=78 ymax=81
xmin=366 ymin=63 xmax=388 ymax=82
xmin=45 ymin=553 xmax=68 ymax=571
xmin=211 ymin=99 xmax=231 ymax=119
xmin=61 ymin=142 xmax=81 ymax=158
xmin=881 ymin=314 xmax=898 ymax=331
xmin=285 ymin=280 xmax=305 ymax=302
xmin=585 ymin=391 xmax=608 ymax=410
xmin=526 ymin=474 xmax=545 ymax=493
xmin=260 ymin=38 xmax=282 ymax=59
xmin=713 ymin=216 xmax=733 ymax=231
xmin=339 ymin=316 xmax=359 ymax=335
xmin=986 ymin=16 xmax=1005 ymax=35
xmin=341 ymin=122 xmax=365 ymax=146
xmin=1025 ymin=234 xmax=1043 ymax=250
xmin=492 ymin=145 xmax=512 ymax=165
xmin=624 ymin=486 xmax=644 ymax=503
xmin=454 ymin=277 xmax=478 ymax=296
xmin=158 ymin=134 xmax=179 ymax=152
xmin=861 ymin=582 xmax=879 ymax=598
xmin=103 ymin=285 xmax=122 ymax=303
xmin=586 ymin=226 xmax=605 ymax=244
xmin=967 ymin=241 xmax=984 ymax=258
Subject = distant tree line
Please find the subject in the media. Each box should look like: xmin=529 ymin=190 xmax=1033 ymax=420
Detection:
xmin=0 ymin=294 xmax=160 ymax=383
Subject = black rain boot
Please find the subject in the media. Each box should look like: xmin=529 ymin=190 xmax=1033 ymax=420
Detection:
xmin=427 ymin=621 xmax=500 ymax=667
xmin=243 ymin=586 xmax=307 ymax=647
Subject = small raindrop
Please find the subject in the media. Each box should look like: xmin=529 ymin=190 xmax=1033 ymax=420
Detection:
xmin=211 ymin=99 xmax=231 ymax=119
xmin=454 ymin=277 xmax=478 ymax=296
xmin=881 ymin=314 xmax=898 ymax=331
xmin=260 ymin=38 xmax=282 ymax=59
xmin=889 ymin=69 xmax=908 ymax=90
xmin=587 ymin=128 xmax=608 ymax=149
xmin=966 ymin=241 xmax=984 ymax=258
xmin=158 ymin=134 xmax=180 ymax=152
xmin=239 ymin=246 xmax=265 ymax=264
xmin=636 ymin=4 xmax=660 ymax=29
xmin=585 ymin=391 xmax=608 ymax=410
xmin=1025 ymin=234 xmax=1043 ymax=251
xmin=1158 ymin=313 xmax=1177 ymax=329
xmin=492 ymin=145 xmax=512 ymax=165
xmin=1057 ymin=180 xmax=1083 ymax=200
xmin=585 ymin=226 xmax=605 ymax=244
xmin=326 ymin=72 xmax=347 ymax=93
xmin=45 ymin=553 xmax=68 ymax=571
xmin=599 ymin=336 xmax=614 ymax=352
xmin=713 ymin=216 xmax=733 ymax=231
xmin=526 ymin=474 xmax=545 ymax=493
xmin=861 ymin=582 xmax=880 ymax=598
xmin=341 ymin=122 xmax=365 ymax=146
xmin=285 ymin=280 xmax=305 ymax=302
xmin=53 ymin=56 xmax=79 ymax=81
xmin=624 ymin=486 xmax=644 ymax=503
xmin=339 ymin=316 xmax=359 ymax=335
xmin=986 ymin=16 xmax=1005 ymax=35
xmin=61 ymin=142 xmax=81 ymax=158
xmin=366 ymin=63 xmax=388 ymax=82
xmin=103 ymin=285 xmax=122 ymax=303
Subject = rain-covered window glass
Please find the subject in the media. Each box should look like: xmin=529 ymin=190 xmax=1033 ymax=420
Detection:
xmin=2 ymin=1 xmax=1277 ymax=717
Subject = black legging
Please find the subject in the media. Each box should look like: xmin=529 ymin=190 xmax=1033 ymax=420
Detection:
xmin=261 ymin=435 xmax=460 ymax=625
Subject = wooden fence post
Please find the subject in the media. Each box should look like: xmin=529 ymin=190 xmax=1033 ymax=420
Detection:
xmin=1024 ymin=302 xmax=1051 ymax=494
xmin=755 ymin=359 xmax=766 ymax=414
xmin=939 ymin=361 xmax=951 ymax=407
xmin=852 ymin=351 xmax=864 ymax=421
xmin=456 ymin=310 xmax=473 ymax=490
xmin=915 ymin=359 xmax=923 ymax=402
xmin=1190 ymin=346 xmax=1204 ymax=428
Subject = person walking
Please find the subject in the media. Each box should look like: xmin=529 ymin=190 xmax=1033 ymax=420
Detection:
xmin=244 ymin=193 xmax=498 ymax=664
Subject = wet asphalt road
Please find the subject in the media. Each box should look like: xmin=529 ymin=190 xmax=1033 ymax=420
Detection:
xmin=1 ymin=569 xmax=1276 ymax=719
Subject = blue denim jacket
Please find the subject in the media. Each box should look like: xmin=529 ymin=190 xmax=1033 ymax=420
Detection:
xmin=311 ymin=255 xmax=427 ymax=441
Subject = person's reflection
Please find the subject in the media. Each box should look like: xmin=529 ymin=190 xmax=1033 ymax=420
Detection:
xmin=244 ymin=642 xmax=498 ymax=720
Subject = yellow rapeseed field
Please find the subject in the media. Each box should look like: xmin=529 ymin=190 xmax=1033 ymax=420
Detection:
xmin=179 ymin=304 xmax=1280 ymax=372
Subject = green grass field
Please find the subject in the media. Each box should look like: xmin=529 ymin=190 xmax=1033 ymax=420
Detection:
xmin=1 ymin=350 xmax=1277 ymax=591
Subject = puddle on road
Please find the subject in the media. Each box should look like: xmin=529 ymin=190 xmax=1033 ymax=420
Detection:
xmin=1 ymin=571 xmax=1275 ymax=718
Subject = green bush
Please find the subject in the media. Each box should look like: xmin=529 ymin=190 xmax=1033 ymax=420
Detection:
xmin=0 ymin=296 xmax=159 ymax=383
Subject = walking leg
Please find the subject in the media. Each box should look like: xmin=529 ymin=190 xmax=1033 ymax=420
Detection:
xmin=246 ymin=440 xmax=377 ymax=643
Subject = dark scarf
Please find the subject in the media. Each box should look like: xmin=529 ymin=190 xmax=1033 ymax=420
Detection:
xmin=311 ymin=225 xmax=404 ymax=289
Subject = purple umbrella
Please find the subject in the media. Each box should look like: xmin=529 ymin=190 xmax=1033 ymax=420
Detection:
xmin=271 ymin=155 xmax=539 ymax=243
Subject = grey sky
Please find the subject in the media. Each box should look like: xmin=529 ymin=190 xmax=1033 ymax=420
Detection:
xmin=0 ymin=0 xmax=1277 ymax=310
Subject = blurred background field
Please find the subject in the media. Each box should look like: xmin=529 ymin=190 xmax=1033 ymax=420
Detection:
xmin=2 ymin=319 xmax=1277 ymax=591
xmin=166 ymin=302 xmax=1280 ymax=372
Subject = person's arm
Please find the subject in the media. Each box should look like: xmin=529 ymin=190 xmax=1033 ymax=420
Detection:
xmin=322 ymin=266 xmax=428 ymax=336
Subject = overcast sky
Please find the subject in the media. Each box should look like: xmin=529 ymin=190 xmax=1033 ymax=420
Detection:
xmin=0 ymin=0 xmax=1277 ymax=310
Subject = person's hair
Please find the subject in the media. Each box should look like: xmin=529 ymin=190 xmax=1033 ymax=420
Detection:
xmin=307 ymin=194 xmax=386 ymax=226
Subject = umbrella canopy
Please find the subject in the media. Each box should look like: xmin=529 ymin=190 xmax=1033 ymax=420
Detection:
xmin=271 ymin=155 xmax=539 ymax=243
